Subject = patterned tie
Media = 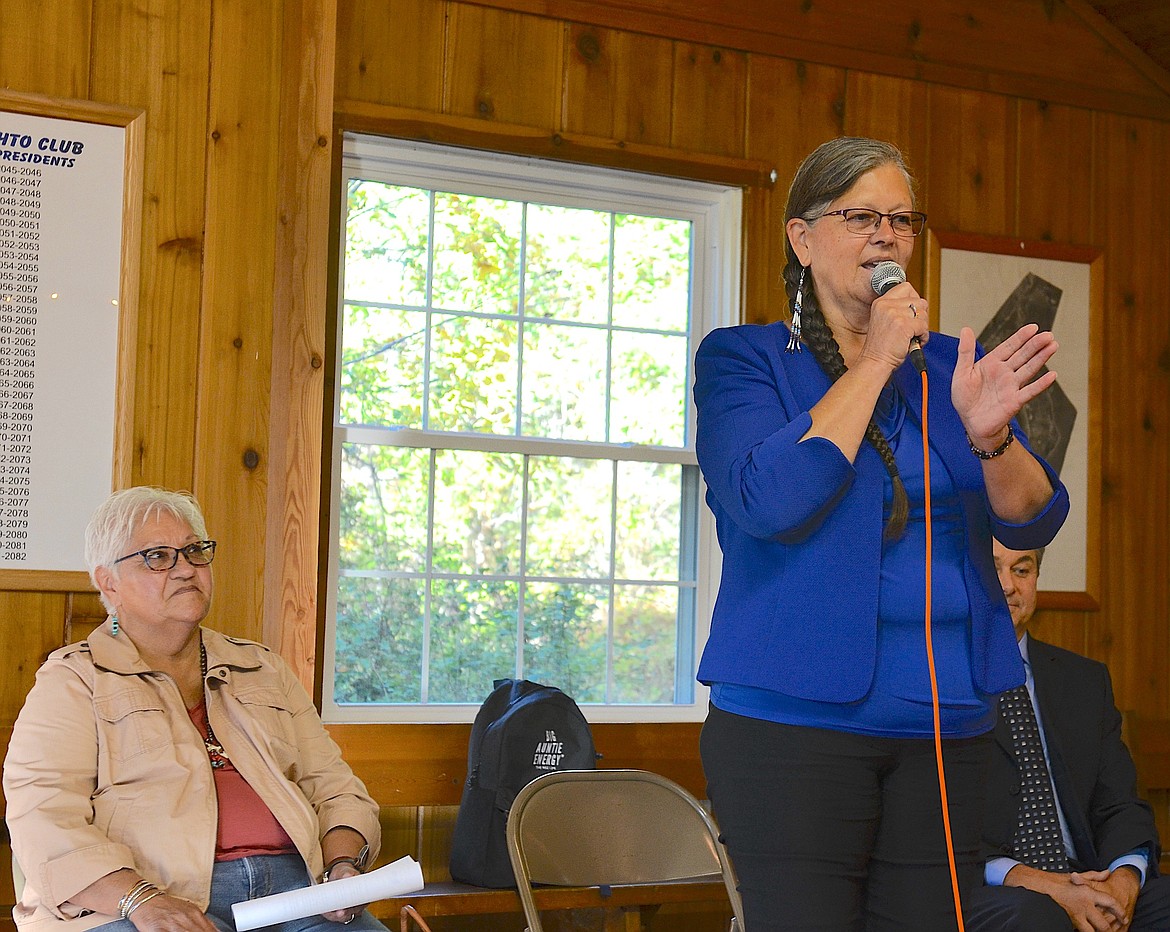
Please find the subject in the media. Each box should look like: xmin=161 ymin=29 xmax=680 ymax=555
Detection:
xmin=999 ymin=683 xmax=1070 ymax=872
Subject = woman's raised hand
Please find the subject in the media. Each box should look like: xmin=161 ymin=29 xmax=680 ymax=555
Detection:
xmin=952 ymin=324 xmax=1058 ymax=447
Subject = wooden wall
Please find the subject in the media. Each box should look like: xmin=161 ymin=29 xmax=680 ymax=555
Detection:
xmin=2 ymin=0 xmax=1170 ymax=925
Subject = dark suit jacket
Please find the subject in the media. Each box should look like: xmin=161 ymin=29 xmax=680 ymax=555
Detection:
xmin=983 ymin=636 xmax=1162 ymax=874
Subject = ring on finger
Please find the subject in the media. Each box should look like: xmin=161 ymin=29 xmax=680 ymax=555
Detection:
xmin=909 ymin=303 xmax=917 ymax=317
xmin=343 ymin=914 xmax=356 ymax=925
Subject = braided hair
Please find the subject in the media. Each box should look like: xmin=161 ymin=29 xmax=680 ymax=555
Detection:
xmin=782 ymin=137 xmax=917 ymax=540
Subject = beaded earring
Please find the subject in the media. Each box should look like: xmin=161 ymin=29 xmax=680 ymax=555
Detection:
xmin=786 ymin=266 xmax=807 ymax=353
xmin=111 ymin=614 xmax=120 ymax=637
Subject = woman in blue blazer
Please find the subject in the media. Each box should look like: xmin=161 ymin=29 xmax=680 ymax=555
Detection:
xmin=695 ymin=137 xmax=1069 ymax=932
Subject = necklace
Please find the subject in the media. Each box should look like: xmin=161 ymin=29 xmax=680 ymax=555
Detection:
xmin=198 ymin=641 xmax=230 ymax=769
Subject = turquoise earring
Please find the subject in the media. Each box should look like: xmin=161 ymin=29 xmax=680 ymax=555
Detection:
xmin=111 ymin=614 xmax=120 ymax=637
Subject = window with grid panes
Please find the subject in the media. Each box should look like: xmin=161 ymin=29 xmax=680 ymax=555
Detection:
xmin=323 ymin=135 xmax=740 ymax=723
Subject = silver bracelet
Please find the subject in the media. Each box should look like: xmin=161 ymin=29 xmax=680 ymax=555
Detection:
xmin=125 ymin=888 xmax=165 ymax=918
xmin=117 ymin=881 xmax=155 ymax=920
xmin=119 ymin=883 xmax=162 ymax=920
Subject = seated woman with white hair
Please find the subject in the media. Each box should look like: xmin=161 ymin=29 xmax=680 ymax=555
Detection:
xmin=3 ymin=486 xmax=389 ymax=932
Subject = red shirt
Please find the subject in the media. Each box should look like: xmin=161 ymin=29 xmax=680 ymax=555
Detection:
xmin=187 ymin=701 xmax=298 ymax=861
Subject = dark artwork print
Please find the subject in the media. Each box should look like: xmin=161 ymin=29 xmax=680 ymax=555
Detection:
xmin=977 ymin=272 xmax=1076 ymax=475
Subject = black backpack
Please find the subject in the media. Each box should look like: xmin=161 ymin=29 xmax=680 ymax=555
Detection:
xmin=449 ymin=678 xmax=597 ymax=887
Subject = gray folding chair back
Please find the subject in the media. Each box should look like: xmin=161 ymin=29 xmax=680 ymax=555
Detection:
xmin=505 ymin=768 xmax=743 ymax=931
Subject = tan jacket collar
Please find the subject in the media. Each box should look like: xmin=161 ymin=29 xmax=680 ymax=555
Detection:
xmin=88 ymin=621 xmax=265 ymax=676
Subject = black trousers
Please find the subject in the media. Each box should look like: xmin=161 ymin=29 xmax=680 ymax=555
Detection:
xmin=700 ymin=705 xmax=991 ymax=932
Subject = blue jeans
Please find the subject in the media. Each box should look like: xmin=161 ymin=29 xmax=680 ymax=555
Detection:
xmin=95 ymin=854 xmax=388 ymax=932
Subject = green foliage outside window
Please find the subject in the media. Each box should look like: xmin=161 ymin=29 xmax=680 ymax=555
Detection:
xmin=334 ymin=175 xmax=697 ymax=707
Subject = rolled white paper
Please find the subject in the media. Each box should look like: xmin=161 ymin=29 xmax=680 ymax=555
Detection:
xmin=231 ymin=856 xmax=424 ymax=931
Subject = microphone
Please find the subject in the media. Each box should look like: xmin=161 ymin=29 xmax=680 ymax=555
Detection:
xmin=870 ymin=260 xmax=925 ymax=374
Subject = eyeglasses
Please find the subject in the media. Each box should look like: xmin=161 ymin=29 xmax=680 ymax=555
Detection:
xmin=114 ymin=540 xmax=217 ymax=572
xmin=820 ymin=208 xmax=928 ymax=237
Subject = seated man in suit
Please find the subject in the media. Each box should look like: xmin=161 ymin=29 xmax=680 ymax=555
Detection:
xmin=966 ymin=540 xmax=1170 ymax=932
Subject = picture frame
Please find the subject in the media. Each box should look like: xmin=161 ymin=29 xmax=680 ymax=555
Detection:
xmin=924 ymin=230 xmax=1102 ymax=610
xmin=0 ymin=90 xmax=144 ymax=591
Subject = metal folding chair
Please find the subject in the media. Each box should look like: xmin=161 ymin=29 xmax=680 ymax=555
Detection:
xmin=505 ymin=768 xmax=743 ymax=931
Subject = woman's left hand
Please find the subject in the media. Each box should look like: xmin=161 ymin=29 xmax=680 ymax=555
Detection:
xmin=952 ymin=323 xmax=1058 ymax=446
xmin=320 ymin=861 xmax=369 ymax=925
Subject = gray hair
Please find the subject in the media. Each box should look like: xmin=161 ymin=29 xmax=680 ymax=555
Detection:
xmin=780 ymin=137 xmax=918 ymax=541
xmin=85 ymin=486 xmax=208 ymax=611
xmin=783 ymin=136 xmax=916 ymax=274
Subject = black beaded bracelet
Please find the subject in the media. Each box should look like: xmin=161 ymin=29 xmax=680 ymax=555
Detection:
xmin=967 ymin=425 xmax=1014 ymax=459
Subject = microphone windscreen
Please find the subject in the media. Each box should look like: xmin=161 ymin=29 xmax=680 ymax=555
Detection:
xmin=870 ymin=260 xmax=906 ymax=296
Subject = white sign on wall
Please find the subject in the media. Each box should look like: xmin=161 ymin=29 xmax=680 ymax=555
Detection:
xmin=0 ymin=95 xmax=142 ymax=586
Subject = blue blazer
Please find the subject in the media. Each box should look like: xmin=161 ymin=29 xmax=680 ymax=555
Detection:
xmin=693 ymin=322 xmax=1070 ymax=704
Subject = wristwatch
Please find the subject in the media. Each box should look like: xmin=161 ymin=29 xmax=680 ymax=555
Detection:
xmin=322 ymin=843 xmax=370 ymax=881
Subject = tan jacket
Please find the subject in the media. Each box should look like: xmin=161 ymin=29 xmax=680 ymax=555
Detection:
xmin=3 ymin=624 xmax=382 ymax=932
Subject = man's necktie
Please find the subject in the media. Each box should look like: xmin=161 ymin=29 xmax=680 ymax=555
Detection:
xmin=999 ymin=683 xmax=1070 ymax=872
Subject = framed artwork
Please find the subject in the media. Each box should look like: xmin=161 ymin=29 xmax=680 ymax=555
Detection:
xmin=0 ymin=90 xmax=143 ymax=591
xmin=925 ymin=230 xmax=1102 ymax=610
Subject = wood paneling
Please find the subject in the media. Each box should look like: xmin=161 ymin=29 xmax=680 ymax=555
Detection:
xmin=669 ymin=43 xmax=747 ymax=158
xmin=334 ymin=0 xmax=446 ymax=110
xmin=444 ymin=4 xmax=564 ymax=127
xmin=926 ymin=86 xmax=1018 ymax=236
xmin=460 ymin=0 xmax=1170 ymax=120
xmin=0 ymin=0 xmax=92 ymax=99
xmin=1016 ymin=101 xmax=1096 ymax=244
xmin=562 ymin=24 xmax=674 ymax=146
xmin=1091 ymin=112 xmax=1170 ymax=715
xmin=266 ymin=0 xmax=339 ymax=680
xmin=335 ymin=100 xmax=775 ymax=187
xmin=91 ymin=0 xmax=212 ymax=491
xmin=195 ymin=0 xmax=285 ymax=643
xmin=0 ymin=593 xmax=67 ymax=726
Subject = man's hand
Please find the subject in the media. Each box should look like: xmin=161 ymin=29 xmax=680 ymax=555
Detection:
xmin=1070 ymin=866 xmax=1141 ymax=931
xmin=1004 ymin=864 xmax=1127 ymax=931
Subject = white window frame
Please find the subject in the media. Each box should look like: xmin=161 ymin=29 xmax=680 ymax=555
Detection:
xmin=322 ymin=134 xmax=738 ymax=723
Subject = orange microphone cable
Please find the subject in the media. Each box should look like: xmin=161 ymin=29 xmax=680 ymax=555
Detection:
xmin=918 ymin=364 xmax=967 ymax=931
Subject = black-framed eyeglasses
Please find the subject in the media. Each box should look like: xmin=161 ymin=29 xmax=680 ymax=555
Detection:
xmin=113 ymin=540 xmax=217 ymax=572
xmin=820 ymin=208 xmax=928 ymax=237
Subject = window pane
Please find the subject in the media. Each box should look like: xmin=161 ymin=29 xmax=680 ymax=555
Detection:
xmin=428 ymin=313 xmax=518 ymax=434
xmin=332 ymin=138 xmax=739 ymax=720
xmin=433 ymin=449 xmax=523 ymax=576
xmin=612 ymin=214 xmax=691 ymax=331
xmin=340 ymin=304 xmax=426 ymax=428
xmin=344 ymin=181 xmax=429 ymax=308
xmin=614 ymin=461 xmax=682 ymax=580
xmin=334 ymin=576 xmax=424 ymax=704
xmin=612 ymin=584 xmax=678 ymax=702
xmin=521 ymin=320 xmax=608 ymax=441
xmin=339 ymin=443 xmax=430 ymax=572
xmin=525 ymin=456 xmax=612 ymax=578
xmin=610 ymin=330 xmax=688 ymax=446
xmin=523 ymin=581 xmax=608 ymax=702
xmin=432 ymin=192 xmax=521 ymax=315
xmin=428 ymin=578 xmax=519 ymax=702
xmin=524 ymin=204 xmax=610 ymax=324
